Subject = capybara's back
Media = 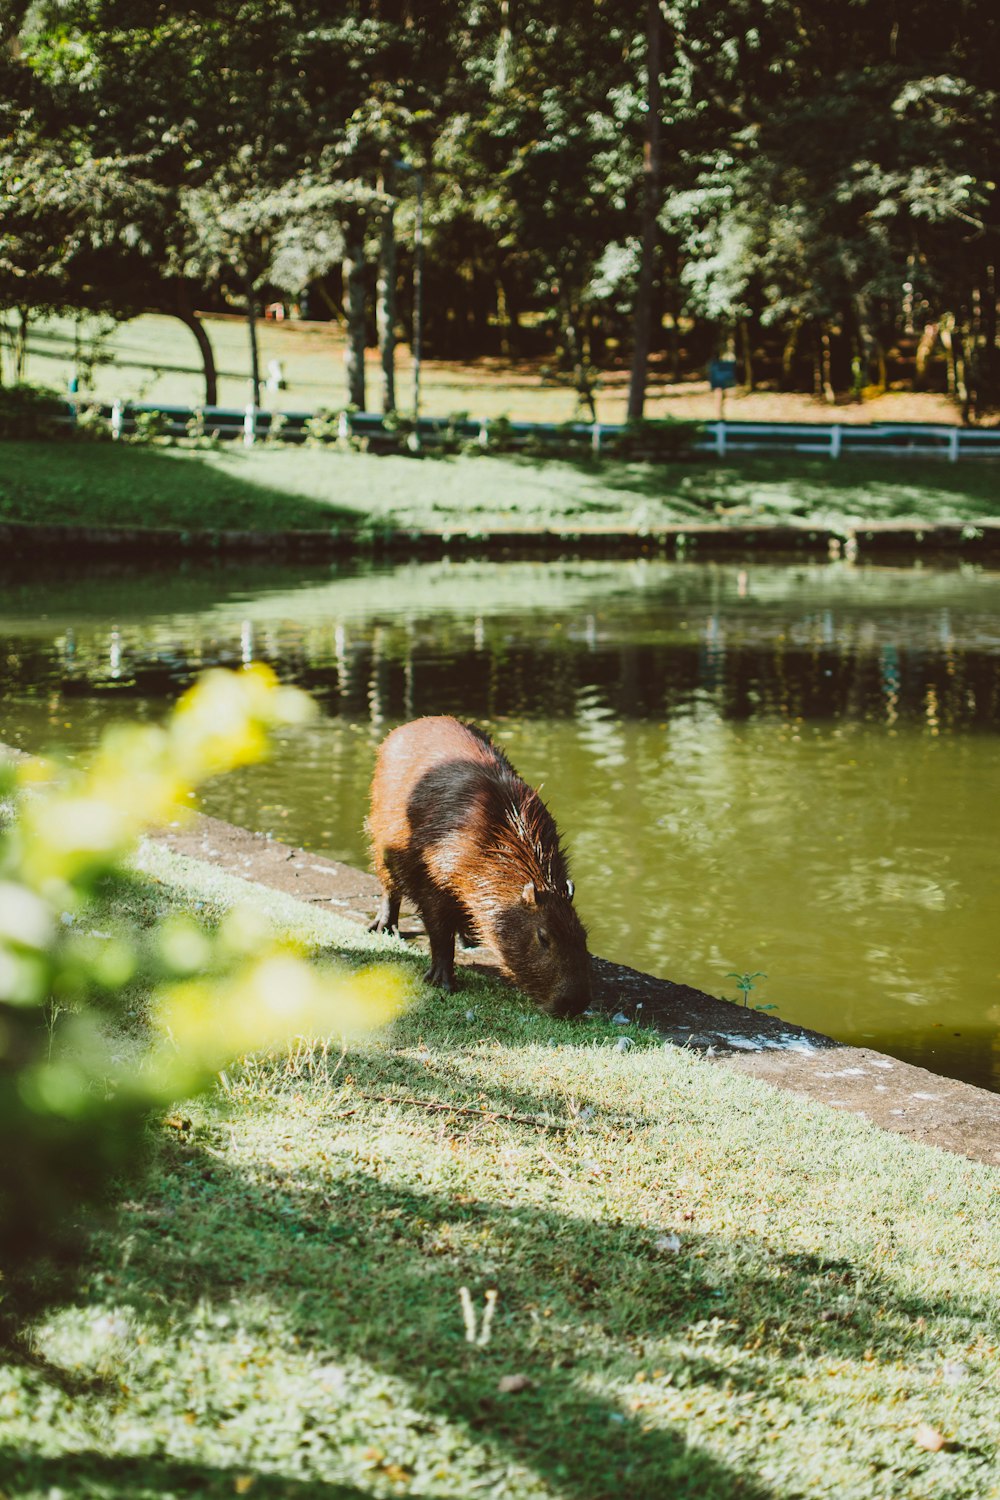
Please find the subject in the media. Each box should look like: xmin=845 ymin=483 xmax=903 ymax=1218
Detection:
xmin=368 ymin=716 xmax=591 ymax=1016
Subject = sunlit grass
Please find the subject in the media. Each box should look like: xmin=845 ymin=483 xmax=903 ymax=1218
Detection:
xmin=13 ymin=310 xmax=965 ymax=429
xmin=2 ymin=845 xmax=998 ymax=1499
xmin=2 ymin=441 xmax=997 ymax=538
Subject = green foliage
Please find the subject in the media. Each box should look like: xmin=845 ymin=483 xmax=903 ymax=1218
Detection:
xmin=303 ymin=407 xmax=345 ymax=446
xmin=70 ymin=400 xmax=113 ymax=442
xmin=0 ymin=667 xmax=410 ymax=1320
xmin=726 ymin=970 xmax=768 ymax=1007
xmin=127 ymin=408 xmax=173 ymax=444
xmin=613 ymin=417 xmax=703 ymax=460
xmin=264 ymin=410 xmax=289 ymax=444
xmin=481 ymin=414 xmax=517 ymax=452
xmin=0 ymin=383 xmax=66 ymax=440
xmin=5 ymin=0 xmax=1000 ymax=412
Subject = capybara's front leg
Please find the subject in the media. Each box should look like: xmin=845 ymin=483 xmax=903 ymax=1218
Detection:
xmin=369 ymin=887 xmax=401 ymax=936
xmin=422 ymin=906 xmax=457 ymax=991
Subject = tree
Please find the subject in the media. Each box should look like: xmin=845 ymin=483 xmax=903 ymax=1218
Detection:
xmin=180 ymin=163 xmax=348 ymax=407
xmin=627 ymin=0 xmax=663 ymax=419
xmin=438 ymin=0 xmax=641 ymax=408
xmin=663 ymin=0 xmax=1000 ymax=405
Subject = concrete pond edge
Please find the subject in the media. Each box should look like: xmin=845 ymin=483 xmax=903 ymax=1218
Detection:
xmin=2 ymin=517 xmax=1000 ymax=563
xmin=150 ymin=810 xmax=1000 ymax=1170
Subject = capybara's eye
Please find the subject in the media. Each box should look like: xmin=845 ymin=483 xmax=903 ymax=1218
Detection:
xmin=537 ymin=929 xmax=550 ymax=948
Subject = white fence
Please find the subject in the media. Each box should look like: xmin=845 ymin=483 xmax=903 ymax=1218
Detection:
xmin=693 ymin=421 xmax=994 ymax=461
xmin=68 ymin=402 xmax=1000 ymax=461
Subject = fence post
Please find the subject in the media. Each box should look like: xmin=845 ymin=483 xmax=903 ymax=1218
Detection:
xmin=111 ymin=400 xmax=123 ymax=441
xmin=591 ymin=422 xmax=602 ymax=456
xmin=244 ymin=403 xmax=256 ymax=447
xmin=830 ymin=425 xmax=842 ymax=459
xmin=715 ymin=420 xmax=726 ymax=458
xmin=338 ymin=410 xmax=351 ymax=443
xmin=948 ymin=427 xmax=959 ymax=463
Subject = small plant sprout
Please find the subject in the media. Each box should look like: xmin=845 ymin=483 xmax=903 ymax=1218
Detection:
xmin=460 ymin=1286 xmax=499 ymax=1346
xmin=726 ymin=970 xmax=768 ymax=1007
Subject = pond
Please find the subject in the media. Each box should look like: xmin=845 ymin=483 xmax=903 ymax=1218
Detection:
xmin=2 ymin=555 xmax=998 ymax=1092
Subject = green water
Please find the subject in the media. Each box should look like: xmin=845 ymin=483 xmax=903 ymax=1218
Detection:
xmin=2 ymin=556 xmax=998 ymax=1089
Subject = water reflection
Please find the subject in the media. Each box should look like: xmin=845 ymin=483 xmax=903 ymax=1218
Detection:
xmin=1 ymin=558 xmax=998 ymax=1091
xmin=8 ymin=618 xmax=999 ymax=734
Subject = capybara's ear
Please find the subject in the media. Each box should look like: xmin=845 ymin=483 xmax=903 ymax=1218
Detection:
xmin=565 ymin=879 xmax=575 ymax=902
xmin=521 ymin=881 xmax=538 ymax=906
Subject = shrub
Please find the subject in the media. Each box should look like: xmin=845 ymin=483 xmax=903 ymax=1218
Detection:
xmin=0 ymin=384 xmax=68 ymax=440
xmin=129 ymin=408 xmax=174 ymax=444
xmin=71 ymin=400 xmax=114 ymax=442
xmin=611 ymin=417 xmax=704 ymax=461
xmin=303 ymin=407 xmax=343 ymax=445
xmin=0 ymin=666 xmax=411 ymax=1324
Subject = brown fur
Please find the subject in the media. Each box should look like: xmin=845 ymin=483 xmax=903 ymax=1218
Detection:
xmin=368 ymin=716 xmax=592 ymax=1016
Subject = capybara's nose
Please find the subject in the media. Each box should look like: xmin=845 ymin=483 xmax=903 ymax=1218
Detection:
xmin=546 ymin=990 xmax=591 ymax=1018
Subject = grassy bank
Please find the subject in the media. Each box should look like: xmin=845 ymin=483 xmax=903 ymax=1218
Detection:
xmin=2 ymin=440 xmax=999 ymax=538
xmin=3 ymin=845 xmax=999 ymax=1499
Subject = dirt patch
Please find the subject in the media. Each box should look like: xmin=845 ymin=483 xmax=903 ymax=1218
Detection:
xmin=154 ymin=811 xmax=1000 ymax=1169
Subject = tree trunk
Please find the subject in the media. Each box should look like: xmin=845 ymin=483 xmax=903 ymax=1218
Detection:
xmin=494 ymin=0 xmax=515 ymax=89
xmin=315 ymin=283 xmax=345 ymax=322
xmin=817 ymin=327 xmax=835 ymax=403
xmin=781 ymin=319 xmax=802 ymax=389
xmin=914 ymin=322 xmax=938 ymax=388
xmin=559 ymin=289 xmax=597 ymax=423
xmin=376 ymin=165 xmax=397 ymax=415
xmin=940 ymin=313 xmax=966 ymax=407
xmin=343 ymin=216 xmax=367 ymax=411
xmin=496 ymin=270 xmax=522 ymax=357
xmin=627 ymin=0 xmax=662 ymax=421
xmin=739 ymin=317 xmax=754 ymax=390
xmin=245 ymin=277 xmax=261 ymax=408
xmin=853 ymin=295 xmax=885 ymax=393
xmin=983 ymin=265 xmax=997 ymax=353
xmin=14 ymin=307 xmax=29 ymax=383
xmin=411 ymin=175 xmax=425 ymax=419
xmin=174 ymin=283 xmax=218 ymax=406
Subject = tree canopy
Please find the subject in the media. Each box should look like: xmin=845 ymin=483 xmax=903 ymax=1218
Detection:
xmin=2 ymin=0 xmax=998 ymax=412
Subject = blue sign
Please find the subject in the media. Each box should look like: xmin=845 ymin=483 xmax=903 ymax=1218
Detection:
xmin=709 ymin=359 xmax=738 ymax=391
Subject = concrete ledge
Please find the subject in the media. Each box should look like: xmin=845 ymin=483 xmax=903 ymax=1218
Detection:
xmin=2 ymin=518 xmax=999 ymax=562
xmin=153 ymin=811 xmax=1000 ymax=1168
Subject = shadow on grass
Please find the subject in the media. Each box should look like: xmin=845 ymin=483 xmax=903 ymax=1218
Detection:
xmin=0 ymin=1446 xmax=369 ymax=1499
xmin=93 ymin=1159 xmax=776 ymax=1498
xmin=16 ymin=1003 xmax=991 ymax=1500
xmin=483 ymin=451 xmax=1000 ymax=520
xmin=1 ymin=443 xmax=376 ymax=534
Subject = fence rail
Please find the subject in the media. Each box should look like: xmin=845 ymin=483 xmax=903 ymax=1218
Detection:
xmin=61 ymin=401 xmax=1000 ymax=462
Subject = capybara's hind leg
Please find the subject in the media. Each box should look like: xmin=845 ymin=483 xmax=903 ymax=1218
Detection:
xmin=369 ymin=887 xmax=401 ymax=936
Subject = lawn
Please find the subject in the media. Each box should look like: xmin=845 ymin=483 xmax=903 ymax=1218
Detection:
xmin=9 ymin=309 xmax=969 ymax=428
xmin=2 ymin=440 xmax=999 ymax=538
xmin=3 ymin=843 xmax=998 ymax=1500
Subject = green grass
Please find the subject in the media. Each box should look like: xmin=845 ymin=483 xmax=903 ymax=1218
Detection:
xmin=12 ymin=310 xmax=593 ymax=422
xmin=3 ymin=310 xmax=972 ymax=432
xmin=3 ymin=844 xmax=999 ymax=1499
xmin=2 ymin=440 xmax=998 ymax=537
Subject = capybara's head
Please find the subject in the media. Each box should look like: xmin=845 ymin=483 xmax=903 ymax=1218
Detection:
xmin=493 ymin=881 xmax=592 ymax=1017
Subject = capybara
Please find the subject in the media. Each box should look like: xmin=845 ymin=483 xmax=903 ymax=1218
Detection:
xmin=367 ymin=716 xmax=592 ymax=1016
